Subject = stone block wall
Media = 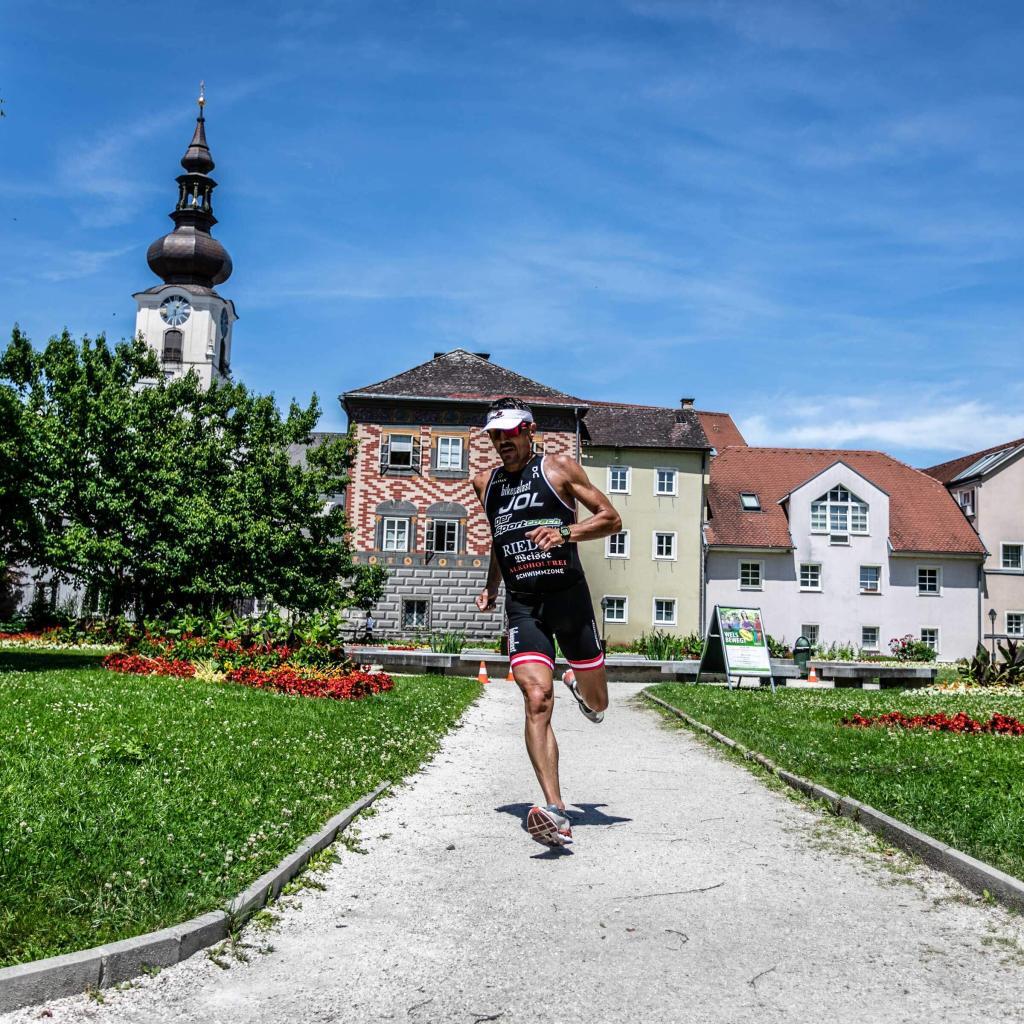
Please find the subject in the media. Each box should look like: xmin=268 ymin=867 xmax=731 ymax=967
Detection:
xmin=344 ymin=563 xmax=506 ymax=639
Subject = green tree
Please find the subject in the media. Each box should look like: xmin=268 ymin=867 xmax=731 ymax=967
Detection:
xmin=0 ymin=327 xmax=385 ymax=618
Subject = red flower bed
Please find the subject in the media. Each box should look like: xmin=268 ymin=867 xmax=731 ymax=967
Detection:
xmin=225 ymin=665 xmax=393 ymax=701
xmin=842 ymin=710 xmax=1024 ymax=736
xmin=103 ymin=652 xmax=196 ymax=678
xmin=104 ymin=651 xmax=391 ymax=702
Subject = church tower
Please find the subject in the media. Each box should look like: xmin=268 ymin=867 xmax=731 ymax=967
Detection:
xmin=133 ymin=85 xmax=237 ymax=386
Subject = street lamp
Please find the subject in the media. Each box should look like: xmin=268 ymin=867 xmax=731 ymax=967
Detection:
xmin=600 ymin=597 xmax=609 ymax=653
xmin=988 ymin=608 xmax=997 ymax=660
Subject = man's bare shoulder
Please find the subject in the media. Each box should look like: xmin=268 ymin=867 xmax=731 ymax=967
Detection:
xmin=471 ymin=467 xmax=494 ymax=498
xmin=543 ymin=452 xmax=585 ymax=479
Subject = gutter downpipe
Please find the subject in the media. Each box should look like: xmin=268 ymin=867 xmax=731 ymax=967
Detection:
xmin=573 ymin=406 xmax=582 ymax=460
xmin=699 ymin=447 xmax=709 ymax=637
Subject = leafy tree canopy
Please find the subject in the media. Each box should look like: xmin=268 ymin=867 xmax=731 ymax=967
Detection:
xmin=0 ymin=326 xmax=386 ymax=619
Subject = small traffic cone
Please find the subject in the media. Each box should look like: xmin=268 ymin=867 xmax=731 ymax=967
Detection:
xmin=506 ymin=665 xmax=515 ymax=683
xmin=478 ymin=660 xmax=490 ymax=685
xmin=807 ymin=665 xmax=819 ymax=684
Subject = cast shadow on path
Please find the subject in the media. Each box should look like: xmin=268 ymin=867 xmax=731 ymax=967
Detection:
xmin=495 ymin=803 xmax=633 ymax=859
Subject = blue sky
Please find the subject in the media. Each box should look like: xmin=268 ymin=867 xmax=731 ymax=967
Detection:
xmin=2 ymin=0 xmax=1023 ymax=467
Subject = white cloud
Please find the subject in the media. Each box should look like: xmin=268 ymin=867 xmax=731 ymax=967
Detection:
xmin=739 ymin=397 xmax=1024 ymax=455
xmin=40 ymin=244 xmax=136 ymax=282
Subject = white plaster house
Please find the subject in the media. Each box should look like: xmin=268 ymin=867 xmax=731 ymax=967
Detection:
xmin=704 ymin=448 xmax=986 ymax=660
xmin=925 ymin=437 xmax=1024 ymax=645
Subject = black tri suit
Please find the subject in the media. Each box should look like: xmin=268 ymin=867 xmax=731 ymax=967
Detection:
xmin=483 ymin=453 xmax=605 ymax=674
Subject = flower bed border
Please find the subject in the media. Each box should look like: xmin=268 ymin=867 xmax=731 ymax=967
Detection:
xmin=0 ymin=781 xmax=391 ymax=1014
xmin=642 ymin=690 xmax=1024 ymax=913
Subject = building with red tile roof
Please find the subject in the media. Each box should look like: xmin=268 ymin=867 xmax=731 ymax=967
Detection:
xmin=705 ymin=447 xmax=985 ymax=660
xmin=923 ymin=437 xmax=1024 ymax=646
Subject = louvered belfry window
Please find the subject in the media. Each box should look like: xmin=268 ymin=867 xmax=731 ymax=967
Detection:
xmin=163 ymin=329 xmax=183 ymax=364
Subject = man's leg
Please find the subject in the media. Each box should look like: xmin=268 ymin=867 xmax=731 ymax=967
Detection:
xmin=512 ymin=660 xmax=563 ymax=810
xmin=571 ymin=665 xmax=608 ymax=713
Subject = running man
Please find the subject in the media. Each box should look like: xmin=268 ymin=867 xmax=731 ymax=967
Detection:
xmin=472 ymin=397 xmax=622 ymax=847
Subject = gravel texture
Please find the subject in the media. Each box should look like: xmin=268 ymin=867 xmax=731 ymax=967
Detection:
xmin=6 ymin=682 xmax=1024 ymax=1024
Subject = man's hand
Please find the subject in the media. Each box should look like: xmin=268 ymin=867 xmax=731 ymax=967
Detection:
xmin=476 ymin=588 xmax=497 ymax=612
xmin=526 ymin=525 xmax=566 ymax=552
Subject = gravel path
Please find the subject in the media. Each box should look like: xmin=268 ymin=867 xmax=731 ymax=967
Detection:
xmin=6 ymin=682 xmax=1024 ymax=1024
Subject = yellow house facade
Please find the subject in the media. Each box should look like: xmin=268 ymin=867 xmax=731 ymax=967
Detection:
xmin=577 ymin=400 xmax=719 ymax=645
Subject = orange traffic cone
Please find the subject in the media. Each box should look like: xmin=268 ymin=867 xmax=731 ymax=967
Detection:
xmin=807 ymin=665 xmax=819 ymax=684
xmin=478 ymin=660 xmax=490 ymax=685
xmin=506 ymin=665 xmax=515 ymax=683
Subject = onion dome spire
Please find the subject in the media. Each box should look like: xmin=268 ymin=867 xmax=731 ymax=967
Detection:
xmin=146 ymin=83 xmax=233 ymax=288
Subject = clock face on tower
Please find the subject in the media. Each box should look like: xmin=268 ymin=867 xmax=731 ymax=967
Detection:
xmin=159 ymin=295 xmax=191 ymax=326
xmin=219 ymin=308 xmax=229 ymax=340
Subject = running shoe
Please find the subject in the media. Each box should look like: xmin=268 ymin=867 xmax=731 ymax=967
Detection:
xmin=526 ymin=804 xmax=573 ymax=846
xmin=562 ymin=669 xmax=604 ymax=724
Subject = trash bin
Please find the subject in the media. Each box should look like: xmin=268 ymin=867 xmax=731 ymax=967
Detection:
xmin=793 ymin=635 xmax=812 ymax=678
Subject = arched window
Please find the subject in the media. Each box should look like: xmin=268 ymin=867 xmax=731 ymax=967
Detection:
xmin=162 ymin=329 xmax=183 ymax=364
xmin=810 ymin=484 xmax=869 ymax=542
xmin=375 ymin=499 xmax=417 ymax=552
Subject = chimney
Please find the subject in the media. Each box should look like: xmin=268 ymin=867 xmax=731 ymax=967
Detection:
xmin=475 ymin=352 xmax=491 ymax=361
xmin=680 ymin=397 xmax=694 ymax=409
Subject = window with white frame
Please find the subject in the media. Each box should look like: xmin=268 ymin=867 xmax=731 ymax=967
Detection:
xmin=957 ymin=489 xmax=976 ymax=516
xmin=800 ymin=624 xmax=820 ymax=646
xmin=402 ymin=599 xmax=429 ymax=630
xmin=1007 ymin=612 xmax=1024 ymax=637
xmin=606 ymin=531 xmax=629 ymax=558
xmin=739 ymin=561 xmax=762 ymax=590
xmin=861 ymin=626 xmax=880 ymax=650
xmin=603 ymin=596 xmax=627 ymax=622
xmin=426 ymin=519 xmax=459 ymax=553
xmin=608 ymin=465 xmax=630 ymax=493
xmin=434 ymin=435 xmax=464 ymax=471
xmin=382 ymin=517 xmax=410 ymax=552
xmin=920 ymin=627 xmax=939 ymax=653
xmin=653 ymin=532 xmax=676 ymax=559
xmin=860 ymin=565 xmax=881 ymax=593
xmin=740 ymin=492 xmax=761 ymax=511
xmin=810 ymin=484 xmax=869 ymax=541
xmin=380 ymin=432 xmax=418 ymax=472
xmin=653 ymin=598 xmax=677 ymax=625
xmin=917 ymin=567 xmax=940 ymax=595
xmin=655 ymin=469 xmax=677 ymax=496
xmin=799 ymin=563 xmax=821 ymax=591
xmin=1002 ymin=543 xmax=1023 ymax=571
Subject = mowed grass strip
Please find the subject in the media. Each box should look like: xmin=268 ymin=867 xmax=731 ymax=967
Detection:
xmin=647 ymin=684 xmax=1024 ymax=882
xmin=0 ymin=650 xmax=480 ymax=967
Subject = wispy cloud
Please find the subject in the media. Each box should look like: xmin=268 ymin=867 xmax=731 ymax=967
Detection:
xmin=39 ymin=243 xmax=136 ymax=282
xmin=740 ymin=395 xmax=1024 ymax=456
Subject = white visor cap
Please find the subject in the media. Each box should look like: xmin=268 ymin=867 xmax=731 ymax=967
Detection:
xmin=484 ymin=406 xmax=534 ymax=431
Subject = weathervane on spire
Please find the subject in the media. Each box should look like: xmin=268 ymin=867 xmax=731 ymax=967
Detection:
xmin=197 ymin=81 xmax=206 ymax=116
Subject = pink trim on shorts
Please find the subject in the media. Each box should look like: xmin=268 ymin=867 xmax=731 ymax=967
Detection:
xmin=568 ymin=652 xmax=606 ymax=671
xmin=510 ymin=652 xmax=555 ymax=670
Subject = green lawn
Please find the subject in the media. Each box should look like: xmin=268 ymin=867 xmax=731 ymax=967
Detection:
xmin=647 ymin=684 xmax=1024 ymax=882
xmin=0 ymin=650 xmax=479 ymax=967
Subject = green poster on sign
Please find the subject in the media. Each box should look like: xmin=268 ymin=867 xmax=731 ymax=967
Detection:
xmin=696 ymin=605 xmax=774 ymax=688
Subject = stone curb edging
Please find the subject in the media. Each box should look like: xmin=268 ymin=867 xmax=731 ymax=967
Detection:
xmin=641 ymin=690 xmax=1024 ymax=913
xmin=0 ymin=781 xmax=391 ymax=1015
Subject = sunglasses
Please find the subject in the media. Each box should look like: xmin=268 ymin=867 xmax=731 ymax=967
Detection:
xmin=487 ymin=422 xmax=529 ymax=439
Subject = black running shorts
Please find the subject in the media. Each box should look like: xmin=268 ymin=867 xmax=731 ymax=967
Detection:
xmin=506 ymin=578 xmax=605 ymax=675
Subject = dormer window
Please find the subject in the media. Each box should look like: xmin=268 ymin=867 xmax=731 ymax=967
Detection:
xmin=956 ymin=489 xmax=975 ymax=517
xmin=810 ymin=484 xmax=869 ymax=543
xmin=740 ymin=492 xmax=761 ymax=511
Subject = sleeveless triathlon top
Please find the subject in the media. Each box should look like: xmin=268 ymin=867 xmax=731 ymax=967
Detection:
xmin=483 ymin=453 xmax=585 ymax=596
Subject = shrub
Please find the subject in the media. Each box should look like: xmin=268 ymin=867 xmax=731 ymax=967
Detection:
xmin=429 ymin=631 xmax=466 ymax=654
xmin=631 ymin=630 xmax=703 ymax=661
xmin=956 ymin=640 xmax=1024 ymax=687
xmin=765 ymin=634 xmax=791 ymax=659
xmin=889 ymin=634 xmax=937 ymax=663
